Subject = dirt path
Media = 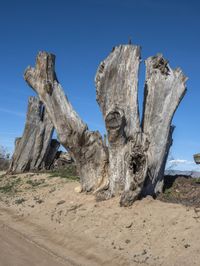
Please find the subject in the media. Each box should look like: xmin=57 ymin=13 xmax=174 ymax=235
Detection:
xmin=0 ymin=223 xmax=68 ymax=266
xmin=0 ymin=171 xmax=200 ymax=265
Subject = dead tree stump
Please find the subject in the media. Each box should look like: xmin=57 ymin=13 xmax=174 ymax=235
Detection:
xmin=24 ymin=44 xmax=187 ymax=206
xmin=8 ymin=97 xmax=56 ymax=173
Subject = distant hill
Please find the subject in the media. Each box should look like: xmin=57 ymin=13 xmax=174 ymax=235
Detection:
xmin=165 ymin=170 xmax=200 ymax=178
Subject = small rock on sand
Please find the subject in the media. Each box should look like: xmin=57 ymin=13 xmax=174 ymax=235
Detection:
xmin=74 ymin=185 xmax=82 ymax=193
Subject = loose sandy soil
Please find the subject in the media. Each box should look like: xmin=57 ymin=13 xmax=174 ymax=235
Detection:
xmin=0 ymin=171 xmax=200 ymax=266
xmin=0 ymin=224 xmax=66 ymax=266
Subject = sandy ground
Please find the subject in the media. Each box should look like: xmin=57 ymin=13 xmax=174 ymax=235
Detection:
xmin=0 ymin=171 xmax=200 ymax=266
xmin=0 ymin=224 xmax=67 ymax=266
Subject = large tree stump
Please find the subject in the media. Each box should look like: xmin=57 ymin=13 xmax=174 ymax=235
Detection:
xmin=24 ymin=44 xmax=187 ymax=206
xmin=8 ymin=97 xmax=57 ymax=173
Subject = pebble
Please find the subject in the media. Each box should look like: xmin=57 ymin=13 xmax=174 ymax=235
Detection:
xmin=57 ymin=200 xmax=66 ymax=205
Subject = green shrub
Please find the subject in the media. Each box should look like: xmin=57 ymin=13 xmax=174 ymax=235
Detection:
xmin=49 ymin=165 xmax=79 ymax=181
xmin=0 ymin=178 xmax=21 ymax=193
xmin=26 ymin=179 xmax=45 ymax=187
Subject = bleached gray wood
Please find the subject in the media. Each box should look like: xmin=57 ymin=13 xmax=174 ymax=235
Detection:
xmin=24 ymin=45 xmax=187 ymax=206
xmin=8 ymin=97 xmax=54 ymax=173
xmin=24 ymin=52 xmax=108 ymax=192
xmin=141 ymin=55 xmax=187 ymax=195
xmin=95 ymin=45 xmax=148 ymax=203
xmin=95 ymin=46 xmax=187 ymax=206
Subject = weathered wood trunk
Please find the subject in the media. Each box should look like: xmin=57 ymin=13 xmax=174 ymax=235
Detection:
xmin=8 ymin=97 xmax=57 ymax=173
xmin=24 ymin=44 xmax=187 ymax=206
xmin=24 ymin=53 xmax=108 ymax=192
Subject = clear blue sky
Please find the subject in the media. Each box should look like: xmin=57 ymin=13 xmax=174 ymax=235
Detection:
xmin=0 ymin=0 xmax=200 ymax=170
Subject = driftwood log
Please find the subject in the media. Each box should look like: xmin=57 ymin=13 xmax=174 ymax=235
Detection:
xmin=24 ymin=44 xmax=187 ymax=206
xmin=9 ymin=97 xmax=58 ymax=173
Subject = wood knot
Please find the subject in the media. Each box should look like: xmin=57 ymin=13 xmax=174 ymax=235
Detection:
xmin=128 ymin=145 xmax=147 ymax=184
xmin=105 ymin=110 xmax=125 ymax=130
xmin=105 ymin=109 xmax=126 ymax=143
xmin=152 ymin=57 xmax=169 ymax=75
